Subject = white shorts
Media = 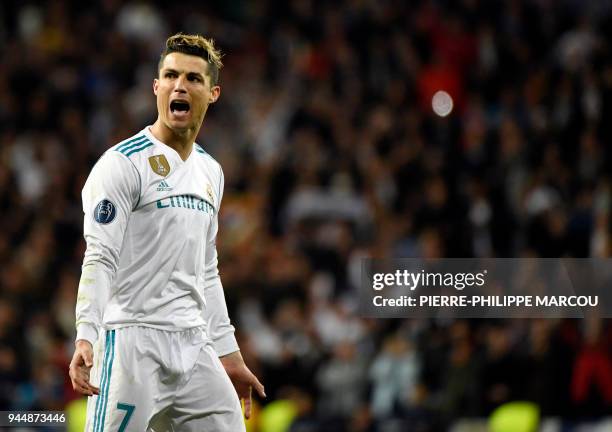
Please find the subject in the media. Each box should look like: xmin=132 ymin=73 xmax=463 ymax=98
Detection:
xmin=85 ymin=326 xmax=245 ymax=432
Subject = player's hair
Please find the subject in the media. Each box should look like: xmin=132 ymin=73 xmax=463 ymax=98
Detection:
xmin=158 ymin=33 xmax=223 ymax=86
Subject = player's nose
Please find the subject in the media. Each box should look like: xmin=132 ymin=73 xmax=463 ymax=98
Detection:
xmin=173 ymin=75 xmax=188 ymax=93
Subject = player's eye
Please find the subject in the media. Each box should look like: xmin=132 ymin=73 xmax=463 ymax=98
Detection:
xmin=188 ymin=75 xmax=202 ymax=83
xmin=165 ymin=72 xmax=177 ymax=78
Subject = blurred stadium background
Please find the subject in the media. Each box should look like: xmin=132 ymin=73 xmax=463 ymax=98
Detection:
xmin=1 ymin=0 xmax=612 ymax=431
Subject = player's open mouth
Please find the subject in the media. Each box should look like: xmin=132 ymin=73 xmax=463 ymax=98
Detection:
xmin=170 ymin=100 xmax=190 ymax=114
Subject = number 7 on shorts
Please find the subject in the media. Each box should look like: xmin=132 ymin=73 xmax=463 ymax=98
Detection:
xmin=116 ymin=403 xmax=135 ymax=432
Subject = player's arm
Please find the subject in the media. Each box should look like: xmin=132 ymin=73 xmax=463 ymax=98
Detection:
xmin=69 ymin=151 xmax=139 ymax=395
xmin=203 ymin=167 xmax=265 ymax=418
xmin=202 ymin=167 xmax=239 ymax=357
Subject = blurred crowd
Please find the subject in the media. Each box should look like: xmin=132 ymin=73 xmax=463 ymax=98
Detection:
xmin=1 ymin=0 xmax=612 ymax=430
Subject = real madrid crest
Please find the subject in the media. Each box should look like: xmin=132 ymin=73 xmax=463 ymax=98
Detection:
xmin=148 ymin=155 xmax=171 ymax=177
xmin=206 ymin=184 xmax=215 ymax=205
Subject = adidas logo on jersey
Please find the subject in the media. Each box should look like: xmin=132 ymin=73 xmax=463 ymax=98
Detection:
xmin=156 ymin=180 xmax=172 ymax=191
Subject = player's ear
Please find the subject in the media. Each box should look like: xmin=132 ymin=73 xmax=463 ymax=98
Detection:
xmin=209 ymin=86 xmax=220 ymax=104
xmin=153 ymin=79 xmax=159 ymax=95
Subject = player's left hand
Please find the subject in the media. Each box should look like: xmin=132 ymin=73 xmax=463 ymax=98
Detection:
xmin=220 ymin=351 xmax=265 ymax=419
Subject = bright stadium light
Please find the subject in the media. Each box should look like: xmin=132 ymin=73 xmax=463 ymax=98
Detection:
xmin=432 ymin=90 xmax=453 ymax=117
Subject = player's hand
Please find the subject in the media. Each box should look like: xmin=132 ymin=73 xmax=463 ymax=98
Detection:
xmin=69 ymin=339 xmax=100 ymax=396
xmin=220 ymin=351 xmax=265 ymax=419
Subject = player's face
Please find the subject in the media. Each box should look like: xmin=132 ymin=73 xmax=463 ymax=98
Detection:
xmin=154 ymin=52 xmax=220 ymax=132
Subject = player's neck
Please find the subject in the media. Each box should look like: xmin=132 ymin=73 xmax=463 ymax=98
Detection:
xmin=150 ymin=121 xmax=200 ymax=161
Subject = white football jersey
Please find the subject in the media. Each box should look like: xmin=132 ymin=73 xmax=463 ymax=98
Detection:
xmin=75 ymin=126 xmax=238 ymax=356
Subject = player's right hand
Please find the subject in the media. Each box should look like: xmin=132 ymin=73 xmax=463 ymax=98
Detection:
xmin=69 ymin=339 xmax=100 ymax=396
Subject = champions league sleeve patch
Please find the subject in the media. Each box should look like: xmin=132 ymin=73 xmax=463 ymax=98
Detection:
xmin=94 ymin=199 xmax=117 ymax=224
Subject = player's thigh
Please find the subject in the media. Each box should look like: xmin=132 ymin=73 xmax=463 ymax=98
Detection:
xmin=171 ymin=345 xmax=245 ymax=432
xmin=84 ymin=329 xmax=165 ymax=432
